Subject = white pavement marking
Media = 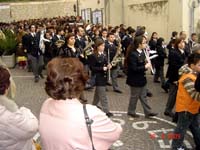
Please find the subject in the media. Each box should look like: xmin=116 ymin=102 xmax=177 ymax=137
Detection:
xmin=132 ymin=121 xmax=157 ymax=130
xmin=111 ymin=111 xmax=193 ymax=137
xmin=112 ymin=118 xmax=125 ymax=126
xmin=113 ymin=140 xmax=124 ymax=147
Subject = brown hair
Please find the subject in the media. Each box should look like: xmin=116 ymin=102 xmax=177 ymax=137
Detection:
xmin=45 ymin=57 xmax=88 ymax=102
xmin=174 ymin=38 xmax=184 ymax=50
xmin=65 ymin=32 xmax=75 ymax=43
xmin=93 ymin=38 xmax=104 ymax=56
xmin=0 ymin=66 xmax=10 ymax=95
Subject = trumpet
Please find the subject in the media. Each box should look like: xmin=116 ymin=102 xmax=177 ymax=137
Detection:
xmin=107 ymin=48 xmax=111 ymax=83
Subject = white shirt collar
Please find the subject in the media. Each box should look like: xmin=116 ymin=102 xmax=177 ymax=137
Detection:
xmin=57 ymin=35 xmax=61 ymax=39
xmin=108 ymin=41 xmax=113 ymax=45
xmin=98 ymin=52 xmax=103 ymax=55
xmin=77 ymin=35 xmax=82 ymax=39
xmin=179 ymin=49 xmax=184 ymax=54
xmin=137 ymin=49 xmax=143 ymax=54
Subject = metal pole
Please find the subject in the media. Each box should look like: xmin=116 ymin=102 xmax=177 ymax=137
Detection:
xmin=122 ymin=0 xmax=125 ymax=24
xmin=104 ymin=0 xmax=107 ymax=26
xmin=76 ymin=0 xmax=79 ymax=16
xmin=190 ymin=1 xmax=195 ymax=35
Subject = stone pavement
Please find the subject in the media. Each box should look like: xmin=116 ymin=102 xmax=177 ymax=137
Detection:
xmin=10 ymin=68 xmax=195 ymax=150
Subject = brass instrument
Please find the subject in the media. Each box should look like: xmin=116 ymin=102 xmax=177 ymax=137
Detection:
xmin=111 ymin=56 xmax=125 ymax=66
xmin=110 ymin=40 xmax=123 ymax=67
xmin=83 ymin=37 xmax=94 ymax=59
xmin=55 ymin=39 xmax=65 ymax=48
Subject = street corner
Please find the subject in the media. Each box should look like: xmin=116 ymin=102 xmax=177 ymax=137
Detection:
xmin=110 ymin=111 xmax=195 ymax=150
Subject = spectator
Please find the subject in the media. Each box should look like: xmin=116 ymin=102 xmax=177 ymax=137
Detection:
xmin=39 ymin=57 xmax=122 ymax=150
xmin=0 ymin=65 xmax=38 ymax=150
xmin=172 ymin=53 xmax=200 ymax=150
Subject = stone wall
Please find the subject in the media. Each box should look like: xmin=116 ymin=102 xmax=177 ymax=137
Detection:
xmin=0 ymin=0 xmax=75 ymax=23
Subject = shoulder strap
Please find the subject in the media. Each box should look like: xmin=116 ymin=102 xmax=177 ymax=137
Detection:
xmin=83 ymin=104 xmax=96 ymax=150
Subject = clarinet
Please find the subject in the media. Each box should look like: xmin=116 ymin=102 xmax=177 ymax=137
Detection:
xmin=143 ymin=48 xmax=155 ymax=74
xmin=107 ymin=48 xmax=111 ymax=83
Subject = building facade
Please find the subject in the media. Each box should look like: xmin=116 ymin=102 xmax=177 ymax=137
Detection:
xmin=79 ymin=0 xmax=200 ymax=40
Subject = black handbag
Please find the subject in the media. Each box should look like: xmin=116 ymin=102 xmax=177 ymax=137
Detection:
xmin=83 ymin=104 xmax=96 ymax=150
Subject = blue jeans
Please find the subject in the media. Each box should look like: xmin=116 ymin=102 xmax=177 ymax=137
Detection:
xmin=172 ymin=112 xmax=200 ymax=150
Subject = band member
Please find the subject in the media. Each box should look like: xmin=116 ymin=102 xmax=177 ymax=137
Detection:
xmin=75 ymin=26 xmax=86 ymax=51
xmin=105 ymin=32 xmax=122 ymax=93
xmin=179 ymin=31 xmax=190 ymax=57
xmin=26 ymin=24 xmax=44 ymax=83
xmin=59 ymin=33 xmax=84 ymax=60
xmin=189 ymin=33 xmax=198 ymax=52
xmin=100 ymin=28 xmax=108 ymax=42
xmin=121 ymin=27 xmax=135 ymax=55
xmin=43 ymin=31 xmax=53 ymax=66
xmin=154 ymin=37 xmax=167 ymax=92
xmin=125 ymin=36 xmax=158 ymax=118
xmin=164 ymin=38 xmax=186 ymax=118
xmin=89 ymin=39 xmax=113 ymax=117
xmin=149 ymin=32 xmax=158 ymax=76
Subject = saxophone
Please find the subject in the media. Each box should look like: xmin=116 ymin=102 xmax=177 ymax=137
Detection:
xmin=110 ymin=40 xmax=124 ymax=67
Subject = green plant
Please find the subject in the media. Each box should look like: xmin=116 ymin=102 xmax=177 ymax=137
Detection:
xmin=0 ymin=29 xmax=17 ymax=56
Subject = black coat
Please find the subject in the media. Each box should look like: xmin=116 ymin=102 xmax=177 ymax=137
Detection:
xmin=166 ymin=47 xmax=175 ymax=78
xmin=184 ymin=41 xmax=190 ymax=57
xmin=167 ymin=49 xmax=185 ymax=83
xmin=126 ymin=50 xmax=147 ymax=87
xmin=44 ymin=39 xmax=53 ymax=59
xmin=89 ymin=53 xmax=108 ymax=86
xmin=26 ymin=32 xmax=41 ymax=57
xmin=149 ymin=39 xmax=157 ymax=50
xmin=121 ymin=35 xmax=133 ymax=53
xmin=59 ymin=45 xmax=85 ymax=64
xmin=155 ymin=46 xmax=167 ymax=67
xmin=75 ymin=36 xmax=86 ymax=50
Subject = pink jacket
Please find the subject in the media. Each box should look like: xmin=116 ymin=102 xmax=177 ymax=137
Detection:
xmin=39 ymin=98 xmax=122 ymax=150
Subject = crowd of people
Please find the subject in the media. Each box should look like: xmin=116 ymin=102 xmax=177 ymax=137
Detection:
xmin=0 ymin=15 xmax=200 ymax=150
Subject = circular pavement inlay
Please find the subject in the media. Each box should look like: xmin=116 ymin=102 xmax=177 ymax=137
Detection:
xmin=110 ymin=111 xmax=194 ymax=150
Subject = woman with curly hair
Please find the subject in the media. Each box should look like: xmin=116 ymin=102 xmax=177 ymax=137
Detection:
xmin=39 ymin=57 xmax=122 ymax=150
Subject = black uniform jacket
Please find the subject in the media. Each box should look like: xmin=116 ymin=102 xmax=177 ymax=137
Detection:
xmin=126 ymin=50 xmax=147 ymax=87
